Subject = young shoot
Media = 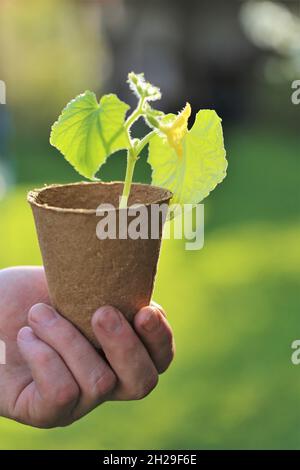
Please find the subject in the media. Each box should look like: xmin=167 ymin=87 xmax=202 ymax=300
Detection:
xmin=50 ymin=72 xmax=227 ymax=208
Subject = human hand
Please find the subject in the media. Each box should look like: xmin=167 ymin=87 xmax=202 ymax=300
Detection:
xmin=0 ymin=266 xmax=175 ymax=428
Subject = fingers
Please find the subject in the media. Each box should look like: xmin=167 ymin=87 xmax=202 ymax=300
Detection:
xmin=26 ymin=301 xmax=172 ymax=419
xmin=134 ymin=306 xmax=175 ymax=374
xmin=17 ymin=326 xmax=79 ymax=428
xmin=28 ymin=304 xmax=117 ymax=416
xmin=92 ymin=307 xmax=158 ymax=401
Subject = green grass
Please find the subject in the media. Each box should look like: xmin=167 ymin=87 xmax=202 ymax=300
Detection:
xmin=0 ymin=126 xmax=300 ymax=449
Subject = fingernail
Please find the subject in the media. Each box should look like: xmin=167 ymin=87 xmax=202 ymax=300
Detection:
xmin=141 ymin=308 xmax=160 ymax=333
xmin=18 ymin=327 xmax=35 ymax=342
xmin=96 ymin=306 xmax=122 ymax=334
xmin=29 ymin=303 xmax=57 ymax=326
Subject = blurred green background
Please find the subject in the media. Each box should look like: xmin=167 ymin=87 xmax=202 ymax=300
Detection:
xmin=0 ymin=0 xmax=300 ymax=450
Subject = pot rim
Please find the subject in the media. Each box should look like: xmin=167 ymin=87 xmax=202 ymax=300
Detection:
xmin=27 ymin=181 xmax=173 ymax=214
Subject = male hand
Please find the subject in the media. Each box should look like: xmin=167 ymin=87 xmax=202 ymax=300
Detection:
xmin=0 ymin=266 xmax=175 ymax=428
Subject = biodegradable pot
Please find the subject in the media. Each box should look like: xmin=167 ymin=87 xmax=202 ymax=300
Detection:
xmin=28 ymin=182 xmax=172 ymax=347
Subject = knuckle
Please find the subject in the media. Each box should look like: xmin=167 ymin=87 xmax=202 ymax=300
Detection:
xmin=30 ymin=414 xmax=74 ymax=429
xmin=30 ymin=416 xmax=52 ymax=429
xmin=36 ymin=349 xmax=55 ymax=369
xmin=60 ymin=325 xmax=79 ymax=348
xmin=31 ymin=416 xmax=59 ymax=429
xmin=91 ymin=368 xmax=117 ymax=400
xmin=24 ymin=410 xmax=62 ymax=429
xmin=132 ymin=372 xmax=158 ymax=400
xmin=55 ymin=381 xmax=79 ymax=408
xmin=122 ymin=338 xmax=142 ymax=362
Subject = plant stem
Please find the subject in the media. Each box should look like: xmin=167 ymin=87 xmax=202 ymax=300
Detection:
xmin=124 ymin=97 xmax=145 ymax=132
xmin=119 ymin=98 xmax=156 ymax=209
xmin=119 ymin=149 xmax=137 ymax=209
xmin=135 ymin=130 xmax=156 ymax=156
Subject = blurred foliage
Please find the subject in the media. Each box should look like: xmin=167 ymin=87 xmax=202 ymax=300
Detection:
xmin=240 ymin=0 xmax=300 ymax=79
xmin=0 ymin=126 xmax=300 ymax=449
xmin=0 ymin=0 xmax=108 ymax=127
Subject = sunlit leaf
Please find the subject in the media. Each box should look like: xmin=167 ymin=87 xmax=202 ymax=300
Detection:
xmin=50 ymin=91 xmax=130 ymax=179
xmin=149 ymin=109 xmax=227 ymax=204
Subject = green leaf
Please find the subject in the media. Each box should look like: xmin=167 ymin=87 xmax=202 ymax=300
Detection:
xmin=50 ymin=91 xmax=130 ymax=179
xmin=148 ymin=110 xmax=227 ymax=205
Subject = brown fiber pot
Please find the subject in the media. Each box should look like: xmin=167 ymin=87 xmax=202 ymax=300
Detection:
xmin=28 ymin=182 xmax=172 ymax=347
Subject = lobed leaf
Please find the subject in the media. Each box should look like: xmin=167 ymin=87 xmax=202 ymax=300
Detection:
xmin=148 ymin=110 xmax=227 ymax=205
xmin=50 ymin=91 xmax=130 ymax=179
